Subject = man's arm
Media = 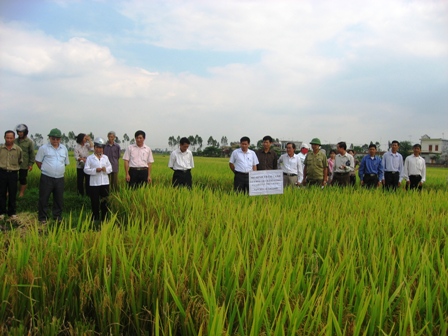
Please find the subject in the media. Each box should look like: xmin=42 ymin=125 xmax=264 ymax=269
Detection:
xmin=147 ymin=162 xmax=152 ymax=183
xmin=420 ymin=159 xmax=426 ymax=185
xmin=34 ymin=146 xmax=45 ymax=170
xmin=378 ymin=158 xmax=384 ymax=186
xmin=124 ymin=160 xmax=130 ymax=182
xmin=322 ymin=167 xmax=328 ymax=186
xmin=168 ymin=151 xmax=175 ymax=170
xmin=28 ymin=141 xmax=35 ymax=171
xmin=18 ymin=149 xmax=23 ymax=166
xmin=321 ymin=156 xmax=328 ymax=186
xmin=348 ymin=156 xmax=355 ymax=172
xmin=229 ymin=163 xmax=235 ymax=172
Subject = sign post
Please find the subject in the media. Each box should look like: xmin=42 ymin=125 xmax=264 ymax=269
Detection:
xmin=249 ymin=170 xmax=283 ymax=196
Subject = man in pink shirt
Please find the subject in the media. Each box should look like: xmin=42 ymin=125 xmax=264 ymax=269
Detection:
xmin=123 ymin=130 xmax=154 ymax=188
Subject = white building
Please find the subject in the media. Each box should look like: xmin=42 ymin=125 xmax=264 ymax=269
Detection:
xmin=420 ymin=134 xmax=448 ymax=163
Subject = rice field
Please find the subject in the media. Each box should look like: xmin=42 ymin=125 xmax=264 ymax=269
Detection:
xmin=1 ymin=154 xmax=447 ymax=335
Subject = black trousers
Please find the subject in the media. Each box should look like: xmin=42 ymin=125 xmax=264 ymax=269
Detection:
xmin=407 ymin=175 xmax=422 ymax=191
xmin=362 ymin=174 xmax=379 ymax=188
xmin=350 ymin=174 xmax=356 ymax=186
xmin=38 ymin=174 xmax=64 ymax=222
xmin=18 ymin=168 xmax=29 ymax=185
xmin=0 ymin=169 xmax=18 ymax=216
xmin=384 ymin=171 xmax=400 ymax=191
xmin=77 ymin=168 xmax=90 ymax=196
xmin=234 ymin=171 xmax=249 ymax=193
xmin=128 ymin=168 xmax=148 ymax=189
xmin=331 ymin=173 xmax=350 ymax=187
xmin=90 ymin=185 xmax=109 ymax=221
xmin=172 ymin=170 xmax=192 ymax=188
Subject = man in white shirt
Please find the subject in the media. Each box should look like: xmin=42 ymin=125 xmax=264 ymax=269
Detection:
xmin=168 ymin=137 xmax=194 ymax=189
xmin=278 ymin=142 xmax=303 ymax=187
xmin=382 ymin=140 xmax=403 ymax=191
xmin=331 ymin=141 xmax=354 ymax=187
xmin=400 ymin=144 xmax=426 ymax=191
xmin=229 ymin=136 xmax=259 ymax=193
xmin=35 ymin=128 xmax=70 ymax=223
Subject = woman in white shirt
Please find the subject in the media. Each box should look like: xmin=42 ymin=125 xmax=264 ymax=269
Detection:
xmin=84 ymin=137 xmax=112 ymax=222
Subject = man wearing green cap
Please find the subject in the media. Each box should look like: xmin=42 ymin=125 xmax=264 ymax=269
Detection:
xmin=35 ymin=128 xmax=70 ymax=223
xmin=303 ymin=138 xmax=328 ymax=187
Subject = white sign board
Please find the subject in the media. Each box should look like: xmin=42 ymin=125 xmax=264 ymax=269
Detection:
xmin=249 ymin=170 xmax=284 ymax=196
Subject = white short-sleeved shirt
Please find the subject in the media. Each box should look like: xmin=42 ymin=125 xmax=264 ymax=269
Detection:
xmin=278 ymin=153 xmax=304 ymax=183
xmin=123 ymin=144 xmax=154 ymax=168
xmin=168 ymin=148 xmax=194 ymax=170
xmin=400 ymin=155 xmax=426 ymax=183
xmin=35 ymin=143 xmax=69 ymax=178
xmin=229 ymin=148 xmax=259 ymax=173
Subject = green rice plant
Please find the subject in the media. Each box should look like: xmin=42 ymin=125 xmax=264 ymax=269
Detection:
xmin=0 ymin=157 xmax=447 ymax=335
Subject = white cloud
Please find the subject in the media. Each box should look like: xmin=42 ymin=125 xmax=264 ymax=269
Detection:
xmin=119 ymin=0 xmax=448 ymax=58
xmin=0 ymin=1 xmax=447 ymax=149
xmin=0 ymin=21 xmax=116 ymax=76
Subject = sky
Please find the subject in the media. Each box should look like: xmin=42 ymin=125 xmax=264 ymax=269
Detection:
xmin=1 ymin=0 xmax=447 ymax=150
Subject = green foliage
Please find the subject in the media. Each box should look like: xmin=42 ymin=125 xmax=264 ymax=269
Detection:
xmin=1 ymin=155 xmax=447 ymax=335
xmin=399 ymin=140 xmax=413 ymax=160
xmin=200 ymin=146 xmax=222 ymax=157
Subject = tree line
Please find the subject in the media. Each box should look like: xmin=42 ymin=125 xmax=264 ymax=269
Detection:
xmin=167 ymin=135 xmax=419 ymax=160
xmin=29 ymin=132 xmax=136 ymax=150
xmin=22 ymin=131 xmax=417 ymax=161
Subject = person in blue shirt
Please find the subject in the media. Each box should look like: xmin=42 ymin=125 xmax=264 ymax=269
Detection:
xmin=381 ymin=140 xmax=403 ymax=191
xmin=35 ymin=128 xmax=70 ymax=223
xmin=358 ymin=143 xmax=384 ymax=189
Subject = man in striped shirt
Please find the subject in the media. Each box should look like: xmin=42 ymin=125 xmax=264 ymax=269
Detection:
xmin=381 ymin=140 xmax=403 ymax=191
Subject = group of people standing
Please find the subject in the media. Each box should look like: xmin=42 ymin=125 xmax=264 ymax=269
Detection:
xmin=0 ymin=127 xmax=428 ymax=225
xmin=0 ymin=126 xmax=194 ymax=225
xmin=228 ymin=135 xmax=427 ymax=193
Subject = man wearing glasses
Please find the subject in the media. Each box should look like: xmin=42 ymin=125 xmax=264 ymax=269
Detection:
xmin=35 ymin=128 xmax=70 ymax=223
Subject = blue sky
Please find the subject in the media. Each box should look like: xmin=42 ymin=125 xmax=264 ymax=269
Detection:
xmin=1 ymin=0 xmax=447 ymax=150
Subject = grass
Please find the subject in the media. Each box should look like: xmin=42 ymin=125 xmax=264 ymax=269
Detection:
xmin=0 ymin=154 xmax=447 ymax=335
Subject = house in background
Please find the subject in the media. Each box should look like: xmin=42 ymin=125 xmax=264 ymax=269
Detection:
xmin=279 ymin=140 xmax=302 ymax=151
xmin=420 ymin=134 xmax=448 ymax=163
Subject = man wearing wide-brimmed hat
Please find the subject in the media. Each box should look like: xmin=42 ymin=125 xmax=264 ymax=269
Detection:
xmin=303 ymin=138 xmax=328 ymax=187
xmin=35 ymin=128 xmax=70 ymax=223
